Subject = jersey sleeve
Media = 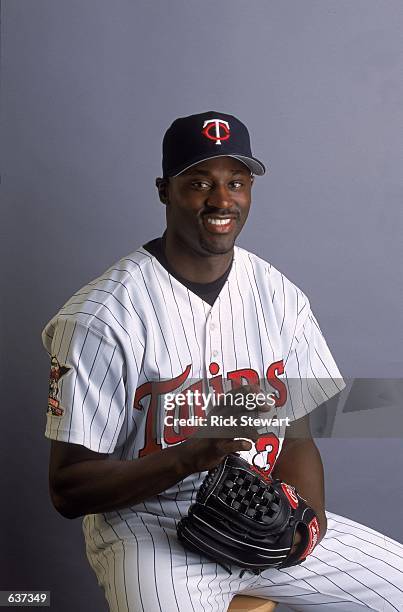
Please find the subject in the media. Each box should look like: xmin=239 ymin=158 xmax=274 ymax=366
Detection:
xmin=42 ymin=317 xmax=127 ymax=453
xmin=282 ymin=300 xmax=345 ymax=422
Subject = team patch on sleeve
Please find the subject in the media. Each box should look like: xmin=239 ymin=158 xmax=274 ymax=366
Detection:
xmin=47 ymin=355 xmax=71 ymax=417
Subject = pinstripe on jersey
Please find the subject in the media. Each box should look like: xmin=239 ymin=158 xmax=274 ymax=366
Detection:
xmin=43 ymin=244 xmax=400 ymax=612
xmin=42 ymin=244 xmax=344 ymax=466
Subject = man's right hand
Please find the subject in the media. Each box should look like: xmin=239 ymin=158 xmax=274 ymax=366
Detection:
xmin=176 ymin=383 xmax=274 ymax=473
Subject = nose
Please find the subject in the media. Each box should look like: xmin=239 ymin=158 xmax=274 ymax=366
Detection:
xmin=206 ymin=184 xmax=233 ymax=210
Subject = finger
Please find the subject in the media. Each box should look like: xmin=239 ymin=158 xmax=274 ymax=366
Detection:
xmin=241 ymin=385 xmax=277 ymax=412
xmin=213 ymin=437 xmax=252 ymax=454
xmin=227 ymin=438 xmax=253 ymax=453
xmin=201 ymin=414 xmax=261 ymax=439
xmin=202 ymin=427 xmax=259 ymax=441
xmin=217 ymin=426 xmax=260 ymax=441
xmin=234 ymin=437 xmax=254 ymax=448
xmin=235 ymin=426 xmax=260 ymax=441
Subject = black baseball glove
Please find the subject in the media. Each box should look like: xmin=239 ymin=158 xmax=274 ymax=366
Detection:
xmin=177 ymin=453 xmax=320 ymax=573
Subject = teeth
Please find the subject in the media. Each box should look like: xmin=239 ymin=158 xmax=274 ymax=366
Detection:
xmin=206 ymin=218 xmax=232 ymax=226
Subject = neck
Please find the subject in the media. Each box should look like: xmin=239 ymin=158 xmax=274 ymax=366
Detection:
xmin=163 ymin=233 xmax=233 ymax=283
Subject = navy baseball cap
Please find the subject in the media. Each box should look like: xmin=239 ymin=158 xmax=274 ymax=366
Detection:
xmin=162 ymin=111 xmax=266 ymax=178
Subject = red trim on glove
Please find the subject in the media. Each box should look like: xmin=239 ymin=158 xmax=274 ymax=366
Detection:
xmin=300 ymin=516 xmax=320 ymax=560
xmin=280 ymin=483 xmax=299 ymax=509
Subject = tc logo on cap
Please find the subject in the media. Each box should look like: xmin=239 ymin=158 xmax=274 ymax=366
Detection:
xmin=202 ymin=119 xmax=230 ymax=145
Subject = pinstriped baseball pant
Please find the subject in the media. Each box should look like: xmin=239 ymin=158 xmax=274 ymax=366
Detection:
xmin=83 ymin=511 xmax=403 ymax=611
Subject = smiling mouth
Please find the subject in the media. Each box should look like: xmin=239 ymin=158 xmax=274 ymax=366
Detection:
xmin=202 ymin=215 xmax=237 ymax=234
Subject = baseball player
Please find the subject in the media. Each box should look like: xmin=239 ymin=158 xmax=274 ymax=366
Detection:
xmin=43 ymin=111 xmax=403 ymax=611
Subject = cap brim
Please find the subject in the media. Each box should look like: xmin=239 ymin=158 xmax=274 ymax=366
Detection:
xmin=172 ymin=154 xmax=266 ymax=177
xmin=229 ymin=155 xmax=266 ymax=176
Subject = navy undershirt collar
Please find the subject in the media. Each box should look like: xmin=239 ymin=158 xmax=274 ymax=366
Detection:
xmin=143 ymin=235 xmax=232 ymax=306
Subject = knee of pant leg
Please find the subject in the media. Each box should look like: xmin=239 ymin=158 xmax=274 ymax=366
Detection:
xmin=227 ymin=595 xmax=277 ymax=612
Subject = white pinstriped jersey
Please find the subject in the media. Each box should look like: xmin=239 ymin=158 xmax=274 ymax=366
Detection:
xmin=42 ymin=243 xmax=344 ymax=518
xmin=42 ymin=246 xmax=403 ymax=612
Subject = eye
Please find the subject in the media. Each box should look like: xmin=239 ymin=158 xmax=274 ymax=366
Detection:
xmin=191 ymin=181 xmax=212 ymax=190
xmin=229 ymin=180 xmax=244 ymax=189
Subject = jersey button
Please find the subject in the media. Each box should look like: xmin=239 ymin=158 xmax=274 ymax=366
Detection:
xmin=212 ymin=350 xmax=219 ymax=358
xmin=210 ymin=322 xmax=216 ymax=331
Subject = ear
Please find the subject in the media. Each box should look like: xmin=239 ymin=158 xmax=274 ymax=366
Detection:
xmin=250 ymin=174 xmax=255 ymax=186
xmin=155 ymin=177 xmax=170 ymax=205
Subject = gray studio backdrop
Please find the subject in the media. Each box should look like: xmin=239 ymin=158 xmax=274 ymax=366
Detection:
xmin=2 ymin=1 xmax=403 ymax=611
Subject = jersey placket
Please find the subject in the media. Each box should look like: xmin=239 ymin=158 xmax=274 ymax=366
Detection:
xmin=205 ymin=302 xmax=223 ymax=376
